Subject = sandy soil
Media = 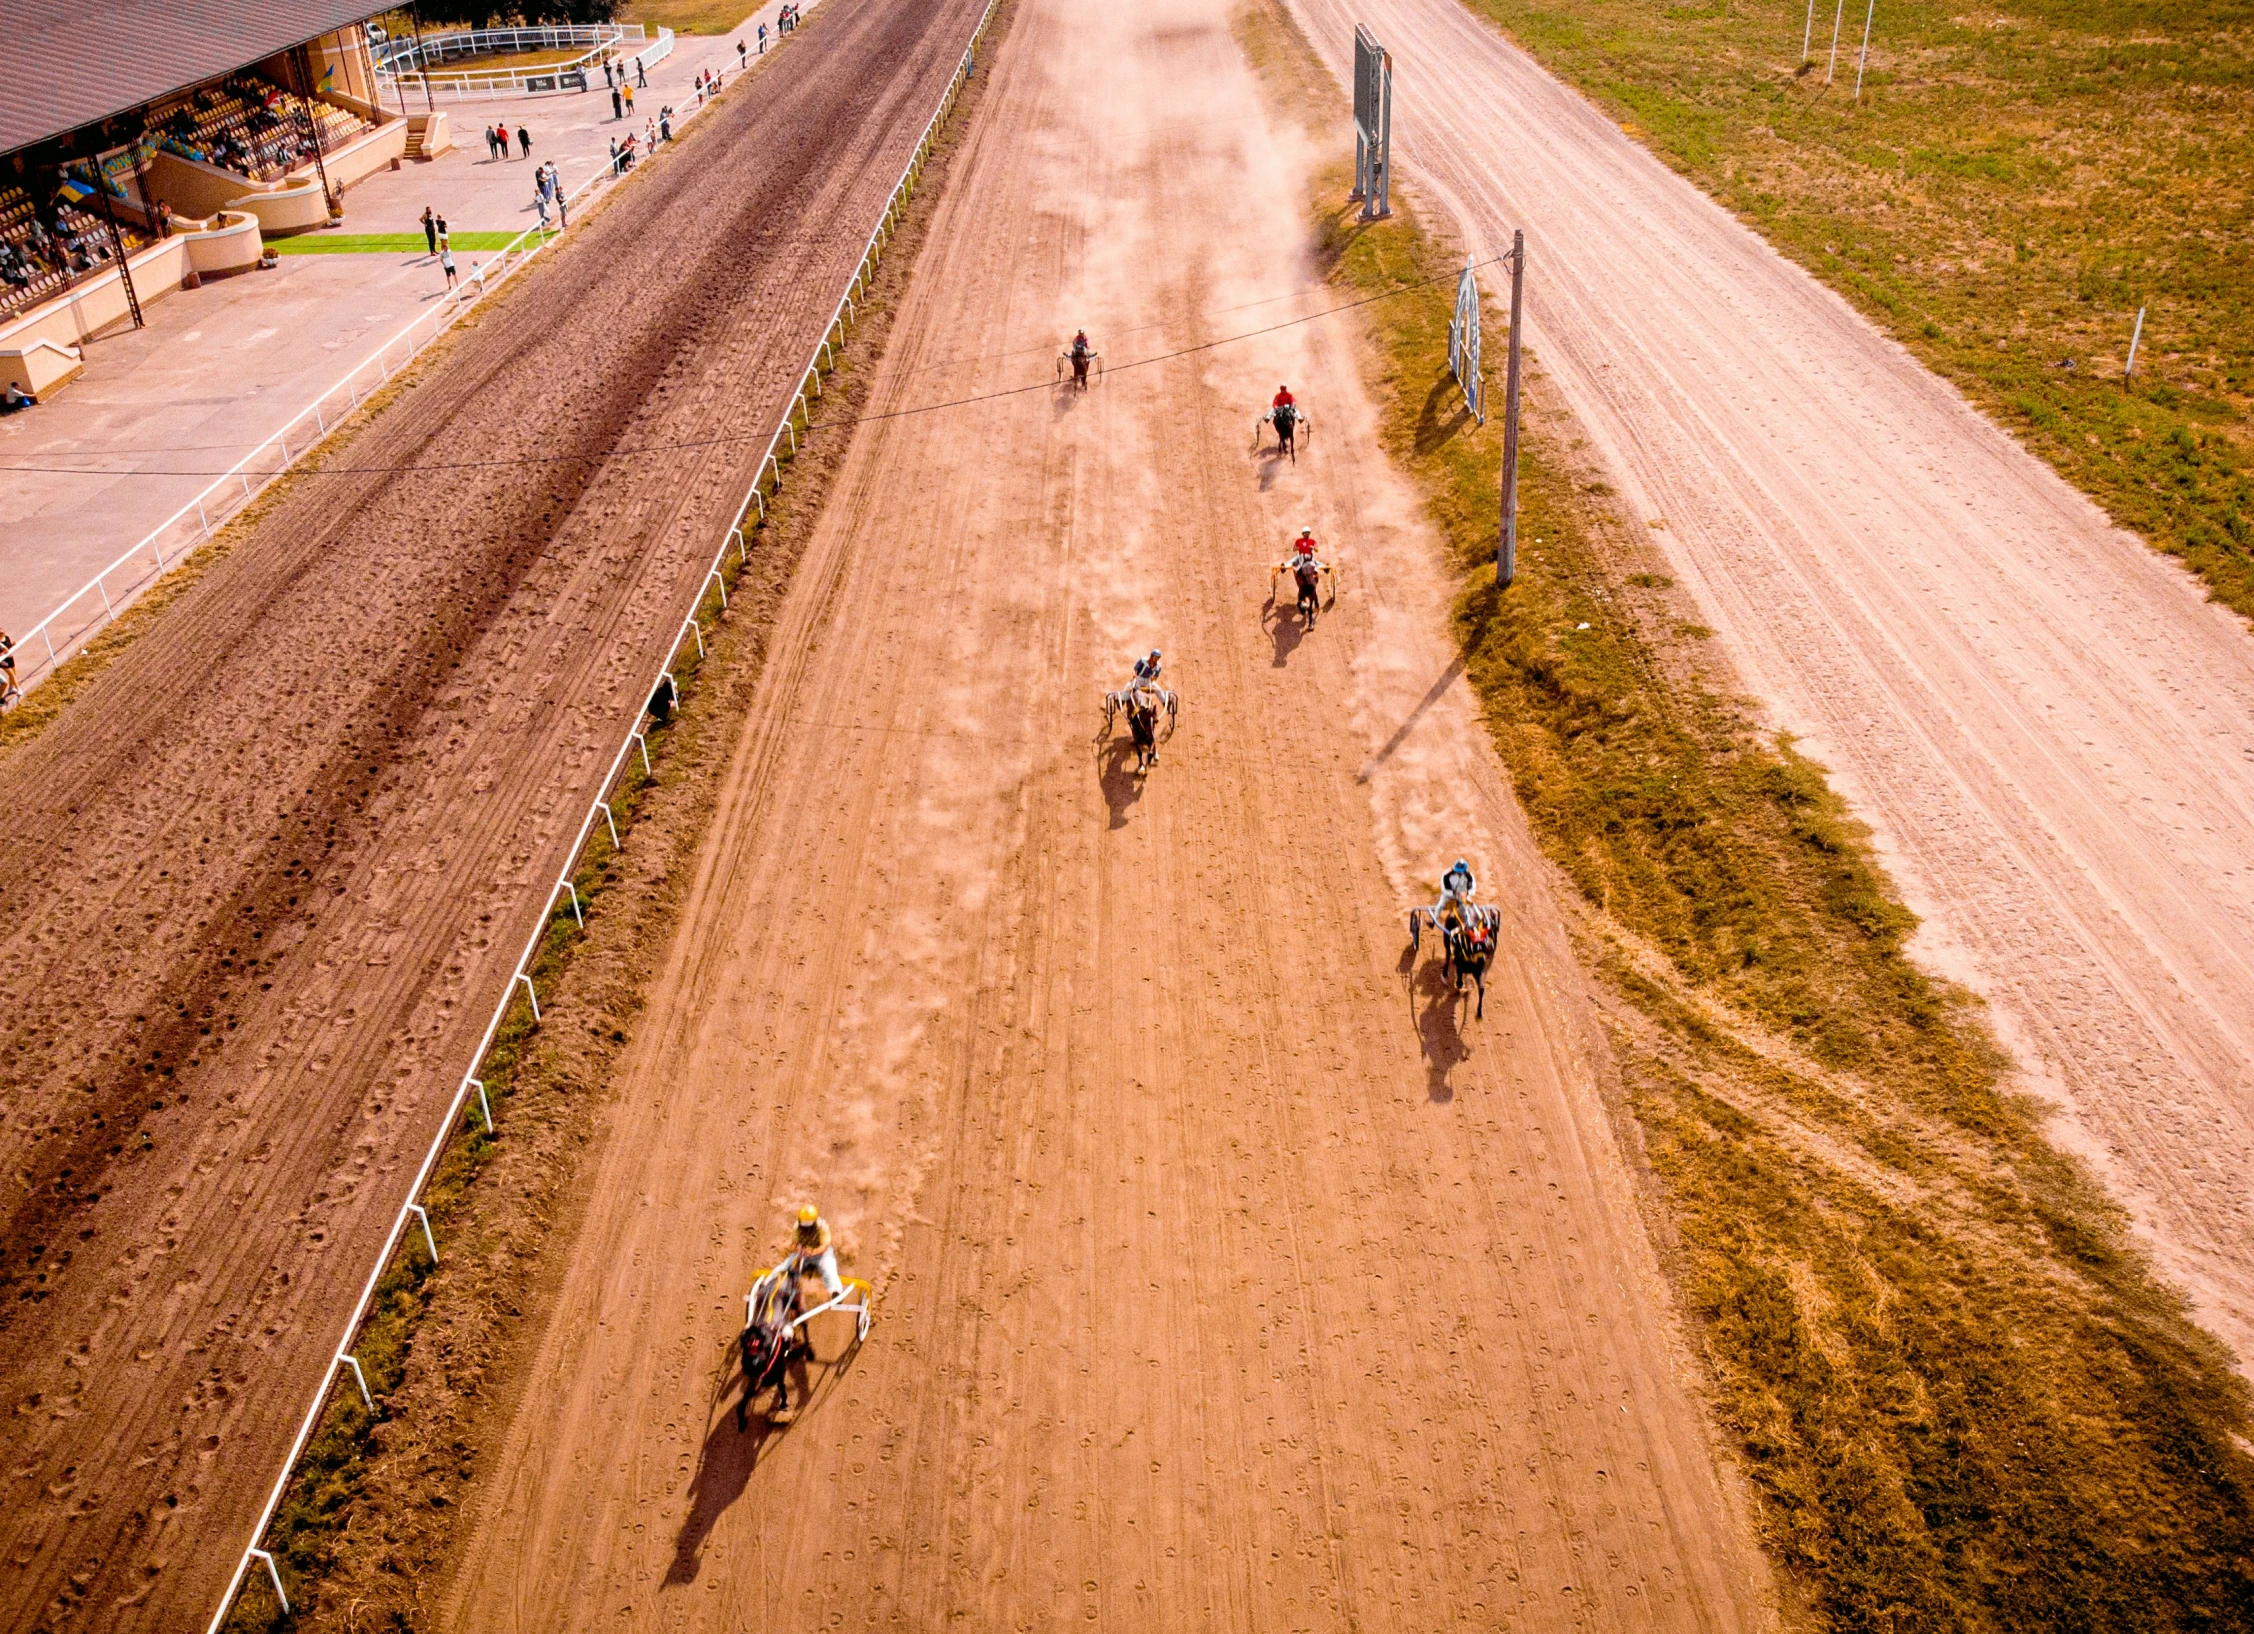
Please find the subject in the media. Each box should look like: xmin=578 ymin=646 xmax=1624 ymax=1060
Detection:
xmin=0 ymin=2 xmax=987 ymax=1627
xmin=438 ymin=0 xmax=1775 ymax=1625
xmin=1283 ymin=0 xmax=2254 ymax=1363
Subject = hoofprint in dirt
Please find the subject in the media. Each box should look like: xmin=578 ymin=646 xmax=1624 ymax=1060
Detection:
xmin=0 ymin=0 xmax=988 ymax=1627
xmin=1284 ymin=0 xmax=2254 ymax=1363
xmin=440 ymin=0 xmax=1774 ymax=1625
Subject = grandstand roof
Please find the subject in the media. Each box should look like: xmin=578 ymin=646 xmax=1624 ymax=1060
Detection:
xmin=0 ymin=0 xmax=381 ymax=157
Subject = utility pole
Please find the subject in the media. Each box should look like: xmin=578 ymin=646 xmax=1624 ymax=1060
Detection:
xmin=410 ymin=0 xmax=436 ymax=113
xmin=1498 ymin=229 xmax=1525 ymax=589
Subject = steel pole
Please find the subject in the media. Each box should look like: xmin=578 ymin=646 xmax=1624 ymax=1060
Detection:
xmin=1498 ymin=230 xmax=1524 ymax=589
xmin=1854 ymin=0 xmax=1875 ymax=97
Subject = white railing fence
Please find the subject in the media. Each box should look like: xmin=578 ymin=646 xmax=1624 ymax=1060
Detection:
xmin=8 ymin=53 xmax=703 ymax=706
xmin=377 ymin=23 xmax=675 ymax=98
xmin=202 ymin=5 xmax=997 ymax=1627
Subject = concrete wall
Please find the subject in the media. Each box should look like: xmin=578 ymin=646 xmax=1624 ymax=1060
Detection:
xmin=0 ymin=210 xmax=264 ymax=377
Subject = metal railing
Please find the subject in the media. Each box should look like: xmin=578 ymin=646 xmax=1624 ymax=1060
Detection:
xmin=203 ymin=3 xmax=998 ymax=1624
xmin=377 ymin=23 xmax=674 ymax=98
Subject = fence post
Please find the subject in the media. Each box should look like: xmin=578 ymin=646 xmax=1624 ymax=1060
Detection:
xmin=471 ymin=1077 xmax=494 ymax=1132
xmin=515 ymin=971 xmax=541 ymax=1022
xmin=406 ymin=1202 xmax=439 ymax=1263
xmin=708 ymin=566 xmax=728 ymax=608
xmin=597 ymin=801 xmax=619 ymax=848
xmin=632 ymin=731 xmax=651 ymax=776
xmin=249 ymin=1550 xmax=289 ymax=1616
xmin=556 ymin=878 xmax=583 ymax=927
xmin=338 ymin=1352 xmax=373 ymax=1409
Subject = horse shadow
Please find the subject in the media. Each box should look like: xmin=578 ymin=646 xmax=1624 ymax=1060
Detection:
xmin=1402 ymin=941 xmax=1471 ymax=1102
xmin=664 ymin=1318 xmax=866 ymax=1586
xmin=1096 ymin=733 xmax=1146 ymax=829
xmin=1263 ymin=597 xmax=1307 ymax=668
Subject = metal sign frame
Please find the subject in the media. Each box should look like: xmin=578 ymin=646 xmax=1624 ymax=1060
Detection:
xmin=1350 ymin=25 xmax=1392 ymax=220
xmin=1448 ymin=258 xmax=1484 ymax=424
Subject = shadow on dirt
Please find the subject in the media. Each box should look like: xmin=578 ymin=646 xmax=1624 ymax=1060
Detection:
xmin=1357 ymin=656 xmax=1464 ymax=783
xmin=1403 ymin=940 xmax=1470 ymax=1102
xmin=1097 ymin=732 xmax=1147 ymax=829
xmin=665 ymin=1315 xmax=865 ymax=1587
xmin=1263 ymin=595 xmax=1307 ymax=668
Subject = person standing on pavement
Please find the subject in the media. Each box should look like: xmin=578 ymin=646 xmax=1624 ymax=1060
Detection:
xmin=421 ymin=205 xmax=437 ymax=257
xmin=435 ymin=210 xmax=449 ymax=250
xmin=623 ymin=83 xmax=635 ymax=115
xmin=738 ymin=38 xmax=748 ymax=68
xmin=517 ymin=124 xmax=532 ymax=159
xmin=439 ymin=241 xmax=457 ymax=289
xmin=757 ymin=21 xmax=768 ymax=53
xmin=635 ymin=56 xmax=646 ymax=87
xmin=611 ymin=84 xmax=623 ymax=120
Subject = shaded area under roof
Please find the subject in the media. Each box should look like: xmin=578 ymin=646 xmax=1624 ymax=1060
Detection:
xmin=0 ymin=0 xmax=381 ymax=158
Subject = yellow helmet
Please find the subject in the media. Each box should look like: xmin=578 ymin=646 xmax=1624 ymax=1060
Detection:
xmin=797 ymin=1204 xmax=819 ymax=1226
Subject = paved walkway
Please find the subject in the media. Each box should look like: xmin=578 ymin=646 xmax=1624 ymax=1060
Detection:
xmin=0 ymin=1 xmax=807 ymax=637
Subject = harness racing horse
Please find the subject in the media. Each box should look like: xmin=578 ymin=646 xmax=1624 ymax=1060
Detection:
xmin=1408 ymin=902 xmax=1503 ymax=1018
xmin=1258 ymin=403 xmax=1310 ymax=462
xmin=1103 ymin=683 xmax=1179 ymax=774
xmin=1059 ymin=346 xmax=1103 ymax=391
xmin=1289 ymin=558 xmax=1327 ymax=627
xmin=737 ymin=1264 xmax=806 ymax=1427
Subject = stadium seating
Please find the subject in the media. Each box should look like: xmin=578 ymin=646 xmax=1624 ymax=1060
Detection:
xmin=154 ymin=75 xmax=372 ymax=185
xmin=0 ymin=183 xmax=145 ymax=323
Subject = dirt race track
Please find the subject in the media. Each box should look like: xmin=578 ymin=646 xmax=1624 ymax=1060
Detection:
xmin=1284 ymin=0 xmax=2254 ymax=1365
xmin=439 ymin=0 xmax=1775 ymax=1625
xmin=0 ymin=0 xmax=985 ymax=1624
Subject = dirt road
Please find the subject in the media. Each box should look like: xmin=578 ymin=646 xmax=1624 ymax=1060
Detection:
xmin=1284 ymin=0 xmax=2254 ymax=1361
xmin=440 ymin=0 xmax=1774 ymax=1625
xmin=0 ymin=2 xmax=985 ymax=1626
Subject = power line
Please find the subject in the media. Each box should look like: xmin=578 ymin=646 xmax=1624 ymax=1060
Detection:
xmin=0 ymin=254 xmax=1500 ymax=480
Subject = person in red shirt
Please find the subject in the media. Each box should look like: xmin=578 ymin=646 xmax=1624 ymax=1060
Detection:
xmin=1272 ymin=384 xmax=1295 ymax=410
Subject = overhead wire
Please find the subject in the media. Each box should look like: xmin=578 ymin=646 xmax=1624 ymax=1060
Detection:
xmin=0 ymin=252 xmax=1503 ymax=480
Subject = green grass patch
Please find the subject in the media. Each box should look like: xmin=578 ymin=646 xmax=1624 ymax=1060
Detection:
xmin=1455 ymin=0 xmax=2254 ymax=621
xmin=267 ymin=231 xmax=522 ymax=255
xmin=622 ymin=0 xmax=761 ymax=34
xmin=1234 ymin=0 xmax=2254 ymax=1624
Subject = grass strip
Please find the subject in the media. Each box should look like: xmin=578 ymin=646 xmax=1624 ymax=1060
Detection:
xmin=216 ymin=4 xmax=1003 ymax=1621
xmin=266 ymin=232 xmax=521 ymax=255
xmin=1237 ymin=0 xmax=2254 ymax=1626
xmin=1453 ymin=0 xmax=2254 ymax=621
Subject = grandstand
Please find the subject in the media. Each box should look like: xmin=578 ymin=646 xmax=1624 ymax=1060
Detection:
xmin=0 ymin=1 xmax=416 ymax=395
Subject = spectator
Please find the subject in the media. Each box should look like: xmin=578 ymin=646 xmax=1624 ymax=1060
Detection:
xmin=659 ymin=107 xmax=672 ymax=141
xmin=517 ymin=124 xmax=532 ymax=159
xmin=0 ymin=628 xmax=18 ymax=706
xmin=535 ymin=186 xmax=551 ymax=229
xmin=421 ymin=205 xmax=437 ymax=256
xmin=439 ymin=242 xmax=457 ymax=288
xmin=757 ymin=22 xmax=768 ymax=53
xmin=738 ymin=38 xmax=748 ymax=68
xmin=611 ymin=85 xmax=623 ymax=120
xmin=155 ymin=199 xmax=175 ymax=238
xmin=603 ymin=59 xmax=614 ymax=87
xmin=635 ymin=56 xmax=646 ymax=87
xmin=623 ymin=83 xmax=635 ymax=114
xmin=645 ymin=116 xmax=658 ymax=153
xmin=608 ymin=135 xmax=620 ymax=173
xmin=435 ymin=210 xmax=450 ymax=249
xmin=485 ymin=122 xmax=501 ymax=160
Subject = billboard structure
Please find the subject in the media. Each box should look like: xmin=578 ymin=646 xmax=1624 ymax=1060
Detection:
xmin=1448 ymin=257 xmax=1484 ymax=424
xmin=1349 ymin=25 xmax=1391 ymax=220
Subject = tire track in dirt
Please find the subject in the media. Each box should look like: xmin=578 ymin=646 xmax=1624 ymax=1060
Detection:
xmin=436 ymin=0 xmax=1776 ymax=1625
xmin=0 ymin=1 xmax=987 ymax=1627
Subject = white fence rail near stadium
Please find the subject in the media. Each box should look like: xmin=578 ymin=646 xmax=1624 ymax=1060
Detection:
xmin=376 ymin=22 xmax=677 ymax=98
xmin=203 ymin=5 xmax=997 ymax=1625
xmin=7 ymin=43 xmax=717 ymax=704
